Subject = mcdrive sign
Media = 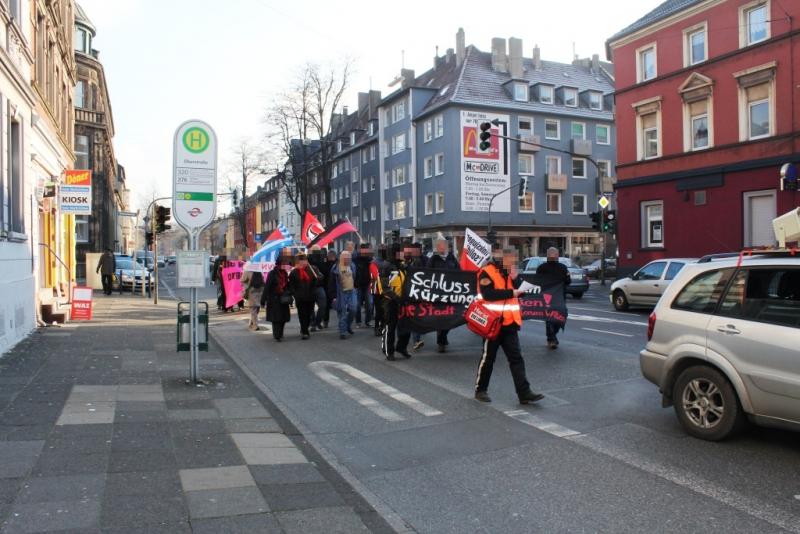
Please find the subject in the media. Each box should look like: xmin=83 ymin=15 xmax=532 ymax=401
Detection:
xmin=59 ymin=170 xmax=92 ymax=215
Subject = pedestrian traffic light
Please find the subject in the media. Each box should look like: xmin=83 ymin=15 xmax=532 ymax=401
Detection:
xmin=605 ymin=210 xmax=617 ymax=233
xmin=145 ymin=231 xmax=153 ymax=247
xmin=590 ymin=212 xmax=601 ymax=231
xmin=479 ymin=122 xmax=492 ymax=151
xmin=155 ymin=206 xmax=171 ymax=233
xmin=518 ymin=177 xmax=527 ymax=197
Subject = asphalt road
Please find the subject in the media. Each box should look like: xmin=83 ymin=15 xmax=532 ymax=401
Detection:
xmin=161 ymin=266 xmax=800 ymax=533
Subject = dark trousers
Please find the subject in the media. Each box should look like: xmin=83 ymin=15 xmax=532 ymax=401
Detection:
xmin=545 ymin=321 xmax=561 ymax=342
xmin=373 ymin=293 xmax=385 ymax=333
xmin=101 ymin=274 xmax=113 ymax=294
xmin=475 ymin=326 xmax=531 ymax=395
xmin=436 ymin=330 xmax=450 ymax=347
xmin=313 ymin=287 xmax=327 ymax=328
xmin=382 ymin=299 xmax=408 ymax=355
xmin=354 ymin=287 xmax=373 ymax=325
xmin=271 ymin=321 xmax=285 ymax=340
xmin=297 ymin=300 xmax=314 ymax=335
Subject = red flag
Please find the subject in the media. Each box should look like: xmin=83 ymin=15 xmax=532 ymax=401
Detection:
xmin=302 ymin=211 xmax=326 ymax=245
xmin=309 ymin=219 xmax=358 ymax=248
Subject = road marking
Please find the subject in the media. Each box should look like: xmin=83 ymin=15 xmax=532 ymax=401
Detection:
xmin=581 ymin=327 xmax=635 ymax=338
xmin=570 ymin=306 xmax=645 ymax=317
xmin=504 ymin=409 xmax=581 ymax=437
xmin=160 ymin=278 xmax=177 ymax=300
xmin=569 ymin=313 xmax=647 ymax=327
xmin=309 ymin=361 xmax=443 ymax=421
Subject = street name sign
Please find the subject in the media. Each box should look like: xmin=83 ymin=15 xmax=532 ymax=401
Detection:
xmin=172 ymin=120 xmax=217 ymax=234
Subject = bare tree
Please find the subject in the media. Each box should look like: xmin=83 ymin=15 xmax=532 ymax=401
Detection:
xmin=225 ymin=139 xmax=267 ymax=252
xmin=266 ymin=60 xmax=352 ymax=224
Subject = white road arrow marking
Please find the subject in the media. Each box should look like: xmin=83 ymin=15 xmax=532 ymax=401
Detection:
xmin=582 ymin=327 xmax=635 ymax=338
xmin=569 ymin=313 xmax=648 ymax=326
xmin=309 ymin=361 xmax=444 ymax=421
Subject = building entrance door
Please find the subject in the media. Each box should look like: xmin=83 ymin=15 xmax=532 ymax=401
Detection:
xmin=743 ymin=190 xmax=776 ymax=247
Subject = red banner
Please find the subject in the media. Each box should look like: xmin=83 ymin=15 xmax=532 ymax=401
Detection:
xmin=309 ymin=219 xmax=358 ymax=249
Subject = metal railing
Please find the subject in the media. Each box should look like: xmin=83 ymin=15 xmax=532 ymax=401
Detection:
xmin=38 ymin=242 xmax=72 ymax=304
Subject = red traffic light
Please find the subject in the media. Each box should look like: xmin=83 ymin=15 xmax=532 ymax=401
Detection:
xmin=479 ymin=122 xmax=492 ymax=151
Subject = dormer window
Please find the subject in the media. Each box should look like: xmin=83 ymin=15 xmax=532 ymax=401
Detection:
xmin=589 ymin=92 xmax=603 ymax=110
xmin=350 ymin=132 xmax=356 ymax=145
xmin=336 ymin=140 xmax=343 ymax=152
xmin=74 ymin=27 xmax=91 ymax=54
xmin=563 ymin=88 xmax=577 ymax=107
xmin=368 ymin=122 xmax=375 ymax=136
xmin=539 ymin=85 xmax=554 ymax=104
xmin=514 ymin=83 xmax=529 ymax=102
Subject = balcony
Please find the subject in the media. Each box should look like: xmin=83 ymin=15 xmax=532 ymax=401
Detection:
xmin=571 ymin=138 xmax=592 ymax=156
xmin=546 ymin=173 xmax=568 ymax=191
xmin=519 ymin=134 xmax=541 ymax=152
xmin=75 ymin=108 xmax=106 ymax=125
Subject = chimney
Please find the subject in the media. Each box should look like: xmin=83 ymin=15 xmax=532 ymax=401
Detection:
xmin=456 ymin=28 xmax=465 ymax=66
xmin=591 ymin=53 xmax=600 ymax=74
xmin=401 ymin=68 xmax=415 ymax=89
xmin=532 ymin=45 xmax=542 ymax=71
xmin=357 ymin=92 xmax=369 ymax=112
xmin=342 ymin=105 xmax=349 ymax=117
xmin=368 ymin=90 xmax=382 ymax=118
xmin=491 ymin=37 xmax=507 ymax=73
xmin=446 ymin=48 xmax=455 ymax=63
xmin=509 ymin=37 xmax=523 ymax=78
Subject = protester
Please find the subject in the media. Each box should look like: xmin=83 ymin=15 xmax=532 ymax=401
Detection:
xmin=289 ymin=253 xmax=319 ymax=340
xmin=536 ymin=247 xmax=571 ymax=349
xmin=262 ymin=253 xmax=292 ymax=341
xmin=329 ymin=250 xmax=357 ymax=340
xmin=96 ymin=248 xmax=116 ymax=295
xmin=474 ymin=246 xmax=544 ymax=405
xmin=382 ymin=246 xmax=411 ymax=360
xmin=354 ymin=244 xmax=375 ymax=328
xmin=405 ymin=243 xmax=427 ymax=351
xmin=212 ymin=255 xmax=230 ymax=312
xmin=240 ymin=270 xmax=264 ymax=331
xmin=320 ymin=249 xmax=337 ymax=329
xmin=426 ymin=236 xmax=460 ymax=353
xmin=372 ymin=246 xmax=390 ymax=337
xmin=308 ymin=245 xmax=328 ymax=331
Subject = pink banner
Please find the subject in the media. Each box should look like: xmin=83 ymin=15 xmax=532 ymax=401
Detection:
xmin=221 ymin=261 xmax=245 ymax=309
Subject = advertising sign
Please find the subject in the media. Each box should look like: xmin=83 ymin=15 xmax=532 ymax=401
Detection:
xmin=70 ymin=286 xmax=93 ymax=321
xmin=172 ymin=120 xmax=217 ymax=233
xmin=460 ymin=110 xmax=510 ymax=212
xmin=60 ymin=170 xmax=92 ymax=215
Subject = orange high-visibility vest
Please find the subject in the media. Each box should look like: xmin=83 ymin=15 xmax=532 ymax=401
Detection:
xmin=478 ymin=264 xmax=522 ymax=326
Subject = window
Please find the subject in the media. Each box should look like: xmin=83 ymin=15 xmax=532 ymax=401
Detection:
xmin=519 ymin=192 xmax=534 ymax=213
xmin=370 ymin=176 xmax=376 ymax=191
xmin=392 ymin=166 xmax=407 ymax=187
xmin=352 ymin=166 xmax=360 ymax=183
xmin=75 ymin=134 xmax=90 ymax=169
xmin=73 ymin=27 xmax=89 ymax=54
xmin=514 ymin=83 xmax=528 ymax=102
xmin=546 ymin=193 xmax=561 ymax=214
xmin=368 ymin=122 xmax=375 ymax=136
xmin=424 ymin=120 xmax=432 ymax=142
xmin=311 ymin=172 xmax=318 ymax=185
xmin=691 ymin=110 xmax=709 ymax=150
xmin=571 ymin=194 xmax=587 ymax=215
xmin=563 ymin=88 xmax=577 ymax=107
xmin=518 ymin=117 xmax=533 ymax=135
xmin=331 ymin=189 xmax=337 ymax=205
xmin=597 ymin=160 xmax=611 ymax=178
xmin=370 ymin=145 xmax=377 ymax=161
xmin=362 ymin=149 xmax=368 ymax=164
xmin=545 ymin=119 xmax=560 ymax=140
xmin=685 ymin=25 xmax=707 ymax=65
xmin=371 ymin=206 xmax=376 ymax=220
xmin=425 ymin=194 xmax=434 ymax=215
xmin=332 ymin=165 xmax=338 ymax=179
xmin=74 ymin=81 xmax=86 ymax=108
xmin=435 ymin=192 xmax=445 ymax=213
xmin=749 ymin=95 xmax=770 ymax=139
xmin=392 ymin=100 xmax=406 ymax=123
xmin=571 ymin=158 xmax=586 ymax=178
xmin=434 ymin=115 xmax=444 ymax=138
xmin=336 ymin=140 xmax=343 ymax=153
xmin=424 ymin=157 xmax=433 ymax=178
xmin=596 ymin=124 xmax=610 ymax=145
xmin=571 ymin=122 xmax=586 ymax=140
xmin=638 ymin=45 xmax=657 ymax=82
xmin=539 ymin=85 xmax=554 ymax=104
xmin=344 ymin=184 xmax=349 ymax=198
xmin=312 ymin=192 xmax=319 ymax=207
xmin=719 ymin=268 xmax=800 ymax=328
xmin=350 ymin=132 xmax=356 ymax=146
xmin=7 ymin=114 xmax=23 ymax=234
xmin=589 ymin=92 xmax=603 ymax=110
xmin=352 ymin=190 xmax=359 ymax=207
xmin=393 ymin=199 xmax=407 ymax=219
xmin=546 ymin=156 xmax=561 ymax=175
xmin=642 ymin=200 xmax=664 ymax=247
xmin=518 ymin=154 xmax=534 ymax=175
xmin=639 ymin=261 xmax=667 ymax=281
xmin=665 ymin=262 xmax=686 ymax=281
xmin=75 ymin=215 xmax=89 ymax=243
xmin=742 ymin=2 xmax=769 ymax=46
xmin=362 ymin=179 xmax=368 ymax=193
xmin=344 ymin=158 xmax=350 ymax=171
xmin=435 ymin=153 xmax=444 ymax=175
xmin=641 ymin=113 xmax=659 ymax=159
xmin=391 ymin=133 xmax=406 ymax=155
xmin=363 ymin=209 xmax=369 ymax=222
xmin=672 ymin=269 xmax=733 ymax=314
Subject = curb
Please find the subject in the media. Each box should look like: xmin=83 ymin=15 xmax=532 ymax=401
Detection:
xmin=209 ymin=327 xmax=417 ymax=534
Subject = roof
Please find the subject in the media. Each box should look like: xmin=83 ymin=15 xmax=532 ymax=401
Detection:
xmin=74 ymin=3 xmax=96 ymax=35
xmin=607 ymin=0 xmax=705 ymax=45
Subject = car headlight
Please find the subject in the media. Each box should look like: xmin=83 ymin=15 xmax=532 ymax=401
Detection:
xmin=121 ymin=274 xmax=133 ymax=282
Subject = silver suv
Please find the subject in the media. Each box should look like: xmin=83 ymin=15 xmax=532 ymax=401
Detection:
xmin=640 ymin=251 xmax=799 ymax=441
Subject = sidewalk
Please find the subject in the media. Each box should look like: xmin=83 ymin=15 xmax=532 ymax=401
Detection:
xmin=0 ymin=294 xmax=394 ymax=533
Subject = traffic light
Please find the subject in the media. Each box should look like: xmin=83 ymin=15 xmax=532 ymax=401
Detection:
xmin=479 ymin=122 xmax=492 ymax=151
xmin=487 ymin=228 xmax=497 ymax=245
xmin=518 ymin=177 xmax=527 ymax=197
xmin=145 ymin=231 xmax=154 ymax=247
xmin=605 ymin=210 xmax=617 ymax=233
xmin=232 ymin=187 xmax=239 ymax=208
xmin=155 ymin=206 xmax=171 ymax=233
xmin=590 ymin=212 xmax=601 ymax=231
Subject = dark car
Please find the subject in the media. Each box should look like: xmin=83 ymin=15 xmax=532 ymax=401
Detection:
xmin=586 ymin=258 xmax=617 ymax=279
xmin=520 ymin=257 xmax=590 ymax=298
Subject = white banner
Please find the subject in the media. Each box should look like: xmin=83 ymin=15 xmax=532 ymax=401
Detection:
xmin=460 ymin=110 xmax=510 ymax=212
xmin=460 ymin=227 xmax=491 ymax=271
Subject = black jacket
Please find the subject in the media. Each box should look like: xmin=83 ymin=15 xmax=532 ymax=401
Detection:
xmin=535 ymin=260 xmax=571 ymax=287
xmin=262 ymin=268 xmax=291 ymax=323
xmin=427 ymin=252 xmax=460 ymax=271
xmin=289 ymin=267 xmax=318 ymax=302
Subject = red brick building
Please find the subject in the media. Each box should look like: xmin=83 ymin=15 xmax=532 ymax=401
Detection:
xmin=607 ymin=0 xmax=800 ymax=272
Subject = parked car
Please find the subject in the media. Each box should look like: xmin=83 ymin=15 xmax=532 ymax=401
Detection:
xmin=167 ymin=255 xmax=177 ymax=265
xmin=610 ymin=258 xmax=696 ymax=310
xmin=640 ymin=250 xmax=800 ymax=441
xmin=114 ymin=258 xmax=153 ymax=292
xmin=520 ymin=257 xmax=590 ymax=298
xmin=157 ymin=256 xmax=166 ymax=268
xmin=586 ymin=258 xmax=617 ymax=279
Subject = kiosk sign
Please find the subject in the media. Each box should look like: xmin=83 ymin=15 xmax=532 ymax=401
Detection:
xmin=173 ymin=120 xmax=217 ymax=233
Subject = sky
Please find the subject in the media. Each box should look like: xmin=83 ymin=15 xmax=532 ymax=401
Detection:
xmin=78 ymin=0 xmax=664 ymax=211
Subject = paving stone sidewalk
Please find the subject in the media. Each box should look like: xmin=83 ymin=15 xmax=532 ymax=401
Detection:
xmin=0 ymin=294 xmax=394 ymax=533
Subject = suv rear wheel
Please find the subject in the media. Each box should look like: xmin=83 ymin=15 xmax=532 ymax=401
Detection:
xmin=673 ymin=365 xmax=746 ymax=441
xmin=612 ymin=290 xmax=629 ymax=311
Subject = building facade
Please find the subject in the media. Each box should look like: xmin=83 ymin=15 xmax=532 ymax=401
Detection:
xmin=608 ymin=0 xmax=800 ymax=273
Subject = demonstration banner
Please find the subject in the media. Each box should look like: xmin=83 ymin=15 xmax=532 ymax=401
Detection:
xmin=398 ymin=267 xmax=566 ymax=334
xmin=221 ymin=261 xmax=245 ymax=309
xmin=460 ymin=228 xmax=491 ymax=271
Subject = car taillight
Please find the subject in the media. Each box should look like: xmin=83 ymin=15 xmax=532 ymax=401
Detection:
xmin=647 ymin=312 xmax=656 ymax=341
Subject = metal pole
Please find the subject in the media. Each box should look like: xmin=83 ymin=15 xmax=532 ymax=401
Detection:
xmin=189 ymin=232 xmax=199 ymax=383
xmin=600 ymin=230 xmax=607 ymax=286
xmin=153 ymin=204 xmax=159 ymax=305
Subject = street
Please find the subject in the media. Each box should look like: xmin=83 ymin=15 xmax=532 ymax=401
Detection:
xmin=157 ymin=265 xmax=800 ymax=533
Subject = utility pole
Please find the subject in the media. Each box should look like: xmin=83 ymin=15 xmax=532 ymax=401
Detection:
xmin=152 ymin=203 xmax=158 ymax=305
